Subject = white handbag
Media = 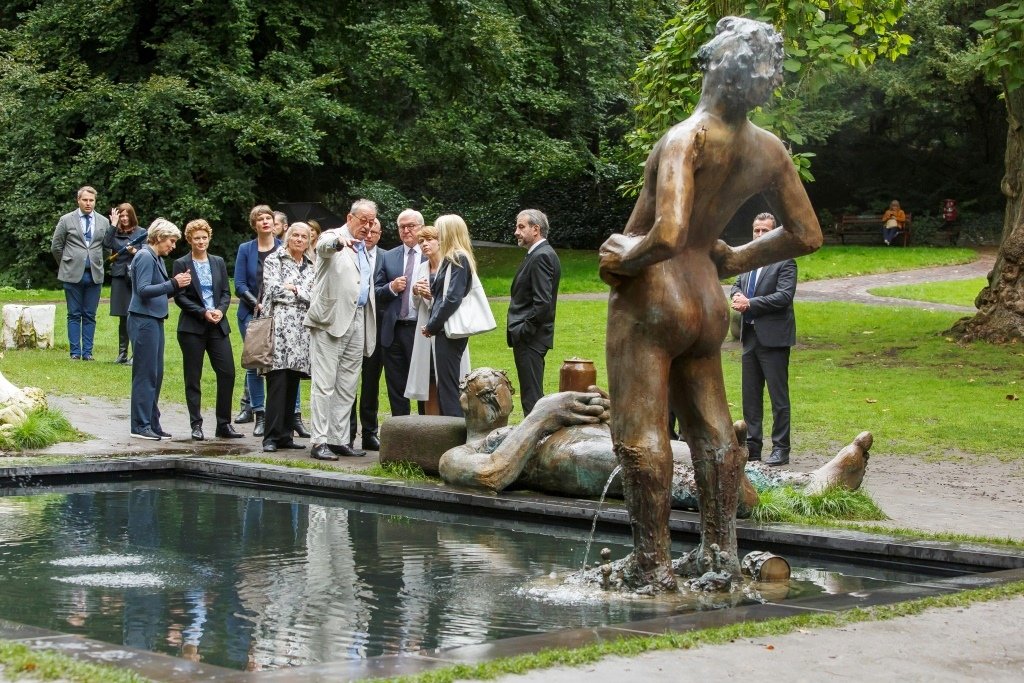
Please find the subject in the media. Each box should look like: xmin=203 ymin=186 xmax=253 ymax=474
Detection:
xmin=442 ymin=264 xmax=496 ymax=339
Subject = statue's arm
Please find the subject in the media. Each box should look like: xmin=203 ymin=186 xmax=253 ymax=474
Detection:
xmin=439 ymin=392 xmax=607 ymax=493
xmin=439 ymin=421 xmax=547 ymax=493
xmin=713 ymin=140 xmax=823 ymax=278
xmin=600 ymin=138 xmax=694 ymax=278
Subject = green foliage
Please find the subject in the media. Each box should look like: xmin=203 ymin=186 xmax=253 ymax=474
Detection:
xmin=0 ymin=408 xmax=83 ymax=450
xmin=971 ymin=2 xmax=1024 ymax=93
xmin=751 ymin=484 xmax=887 ymax=523
xmin=0 ymin=638 xmax=150 ymax=683
xmin=623 ymin=0 xmax=911 ymax=192
xmin=0 ymin=1 xmax=676 ymax=284
xmin=362 ymin=460 xmax=434 ymax=482
xmin=803 ymin=0 xmax=1007 ymax=215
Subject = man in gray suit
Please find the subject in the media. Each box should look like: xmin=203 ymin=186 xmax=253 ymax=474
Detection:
xmin=50 ymin=186 xmax=111 ymax=360
xmin=304 ymin=199 xmax=378 ymax=461
xmin=730 ymin=212 xmax=797 ymax=466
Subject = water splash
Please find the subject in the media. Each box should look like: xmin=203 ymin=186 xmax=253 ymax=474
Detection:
xmin=580 ymin=464 xmax=621 ymax=570
xmin=55 ymin=572 xmax=165 ymax=588
xmin=51 ymin=554 xmax=149 ymax=568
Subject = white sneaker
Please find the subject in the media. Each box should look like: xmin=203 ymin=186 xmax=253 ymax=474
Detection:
xmin=884 ymin=240 xmax=890 ymax=245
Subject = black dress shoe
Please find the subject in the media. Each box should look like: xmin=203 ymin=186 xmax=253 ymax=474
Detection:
xmin=262 ymin=441 xmax=278 ymax=452
xmin=311 ymin=443 xmax=339 ymax=461
xmin=155 ymin=429 xmax=172 ymax=438
xmin=291 ymin=413 xmax=311 ymax=439
xmin=235 ymin=408 xmax=254 ymax=424
xmin=215 ymin=424 xmax=243 ymax=439
xmin=191 ymin=427 xmax=205 ymax=441
xmin=253 ymin=411 xmax=265 ymax=437
xmin=277 ymin=440 xmax=306 ymax=450
xmin=330 ymin=443 xmax=366 ymax=457
xmin=765 ymin=449 xmax=790 ymax=467
xmin=114 ymin=352 xmax=129 ymax=365
xmin=747 ymin=450 xmax=761 ymax=462
xmin=362 ymin=434 xmax=381 ymax=451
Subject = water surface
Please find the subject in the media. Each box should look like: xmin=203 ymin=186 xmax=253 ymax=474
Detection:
xmin=0 ymin=479 xmax=939 ymax=670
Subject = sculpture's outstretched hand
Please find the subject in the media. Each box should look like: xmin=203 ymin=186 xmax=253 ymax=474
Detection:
xmin=710 ymin=239 xmax=739 ymax=279
xmin=532 ymin=391 xmax=608 ymax=431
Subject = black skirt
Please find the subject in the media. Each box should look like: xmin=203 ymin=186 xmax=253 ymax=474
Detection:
xmin=109 ymin=276 xmax=132 ymax=317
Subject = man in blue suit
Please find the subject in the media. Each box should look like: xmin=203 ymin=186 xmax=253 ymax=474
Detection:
xmin=50 ymin=186 xmax=111 ymax=360
xmin=374 ymin=209 xmax=426 ymax=417
xmin=730 ymin=213 xmax=797 ymax=466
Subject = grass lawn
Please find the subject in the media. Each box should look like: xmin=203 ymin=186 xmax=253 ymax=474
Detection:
xmin=2 ymin=297 xmax=1019 ymax=460
xmin=868 ymin=277 xmax=987 ymax=307
xmin=476 ymin=244 xmax=976 ymax=295
xmin=1 ymin=244 xmax=1013 ymax=459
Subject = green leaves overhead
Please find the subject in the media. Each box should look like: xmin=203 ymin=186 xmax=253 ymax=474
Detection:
xmin=625 ymin=0 xmax=912 ymax=189
xmin=971 ymin=3 xmax=1024 ymax=93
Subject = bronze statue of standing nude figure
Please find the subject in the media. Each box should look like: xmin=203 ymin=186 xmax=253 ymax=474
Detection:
xmin=598 ymin=17 xmax=824 ymax=590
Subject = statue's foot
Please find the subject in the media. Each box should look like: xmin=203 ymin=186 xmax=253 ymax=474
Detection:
xmin=570 ymin=551 xmax=678 ymax=594
xmin=673 ymin=543 xmax=740 ymax=590
xmin=805 ymin=431 xmax=872 ymax=495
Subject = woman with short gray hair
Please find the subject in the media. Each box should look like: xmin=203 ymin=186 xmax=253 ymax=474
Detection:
xmin=127 ymin=218 xmax=191 ymax=440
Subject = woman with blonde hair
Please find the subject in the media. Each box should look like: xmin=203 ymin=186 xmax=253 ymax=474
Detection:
xmin=172 ymin=219 xmax=240 ymax=441
xmin=405 ymin=225 xmax=471 ymax=413
xmin=420 ymin=214 xmax=479 ymax=416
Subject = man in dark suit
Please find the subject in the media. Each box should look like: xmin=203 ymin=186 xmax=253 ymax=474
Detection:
xmin=173 ymin=219 xmax=242 ymax=441
xmin=730 ymin=212 xmax=797 ymax=466
xmin=507 ymin=209 xmax=561 ymax=416
xmin=375 ymin=209 xmax=425 ymax=417
xmin=349 ymin=218 xmax=385 ymax=450
xmin=50 ymin=185 xmax=111 ymax=360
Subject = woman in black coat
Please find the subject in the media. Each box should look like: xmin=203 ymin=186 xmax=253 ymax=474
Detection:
xmin=103 ymin=202 xmax=146 ymax=365
xmin=422 ymin=214 xmax=479 ymax=417
xmin=172 ymin=219 xmax=242 ymax=441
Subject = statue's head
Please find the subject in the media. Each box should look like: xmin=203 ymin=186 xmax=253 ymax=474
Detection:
xmin=696 ymin=17 xmax=784 ymax=111
xmin=460 ymin=368 xmax=515 ymax=432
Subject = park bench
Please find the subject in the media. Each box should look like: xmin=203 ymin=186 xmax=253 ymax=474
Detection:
xmin=834 ymin=213 xmax=912 ymax=246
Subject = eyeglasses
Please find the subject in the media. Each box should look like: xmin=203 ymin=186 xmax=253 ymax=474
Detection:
xmin=398 ymin=222 xmax=421 ymax=231
xmin=353 ymin=214 xmax=376 ymax=226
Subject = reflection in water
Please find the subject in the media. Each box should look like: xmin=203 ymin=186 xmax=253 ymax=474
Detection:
xmin=0 ymin=479 xmax=940 ymax=670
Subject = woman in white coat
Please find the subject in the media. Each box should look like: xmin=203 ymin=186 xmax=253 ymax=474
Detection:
xmin=404 ymin=225 xmax=469 ymax=410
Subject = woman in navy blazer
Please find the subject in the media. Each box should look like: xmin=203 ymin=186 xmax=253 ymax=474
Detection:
xmin=173 ymin=219 xmax=242 ymax=441
xmin=127 ymin=219 xmax=191 ymax=440
xmin=234 ymin=205 xmax=280 ymax=437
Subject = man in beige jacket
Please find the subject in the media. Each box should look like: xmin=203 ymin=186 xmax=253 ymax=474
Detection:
xmin=304 ymin=199 xmax=378 ymax=460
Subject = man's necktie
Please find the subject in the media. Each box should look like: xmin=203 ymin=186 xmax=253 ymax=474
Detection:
xmin=746 ymin=268 xmax=758 ymax=299
xmin=83 ymin=214 xmax=92 ymax=243
xmin=743 ymin=268 xmax=758 ymax=322
xmin=399 ymin=248 xmax=416 ymax=319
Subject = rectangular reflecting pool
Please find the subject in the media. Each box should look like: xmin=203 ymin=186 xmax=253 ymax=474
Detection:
xmin=0 ymin=478 xmax=950 ymax=671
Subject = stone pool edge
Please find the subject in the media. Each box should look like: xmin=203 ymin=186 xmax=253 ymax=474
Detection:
xmin=1 ymin=455 xmax=1023 ymax=682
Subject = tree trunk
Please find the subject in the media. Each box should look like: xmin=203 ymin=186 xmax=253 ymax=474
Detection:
xmin=947 ymin=86 xmax=1024 ymax=343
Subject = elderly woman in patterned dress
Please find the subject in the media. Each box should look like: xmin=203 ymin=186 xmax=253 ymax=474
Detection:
xmin=260 ymin=222 xmax=314 ymax=452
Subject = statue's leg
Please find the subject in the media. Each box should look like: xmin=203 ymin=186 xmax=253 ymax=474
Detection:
xmin=672 ymin=351 xmax=746 ymax=576
xmin=607 ymin=341 xmax=677 ymax=592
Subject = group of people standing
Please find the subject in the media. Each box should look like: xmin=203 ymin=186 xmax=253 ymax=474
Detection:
xmin=50 ymin=187 xmax=564 ymax=458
